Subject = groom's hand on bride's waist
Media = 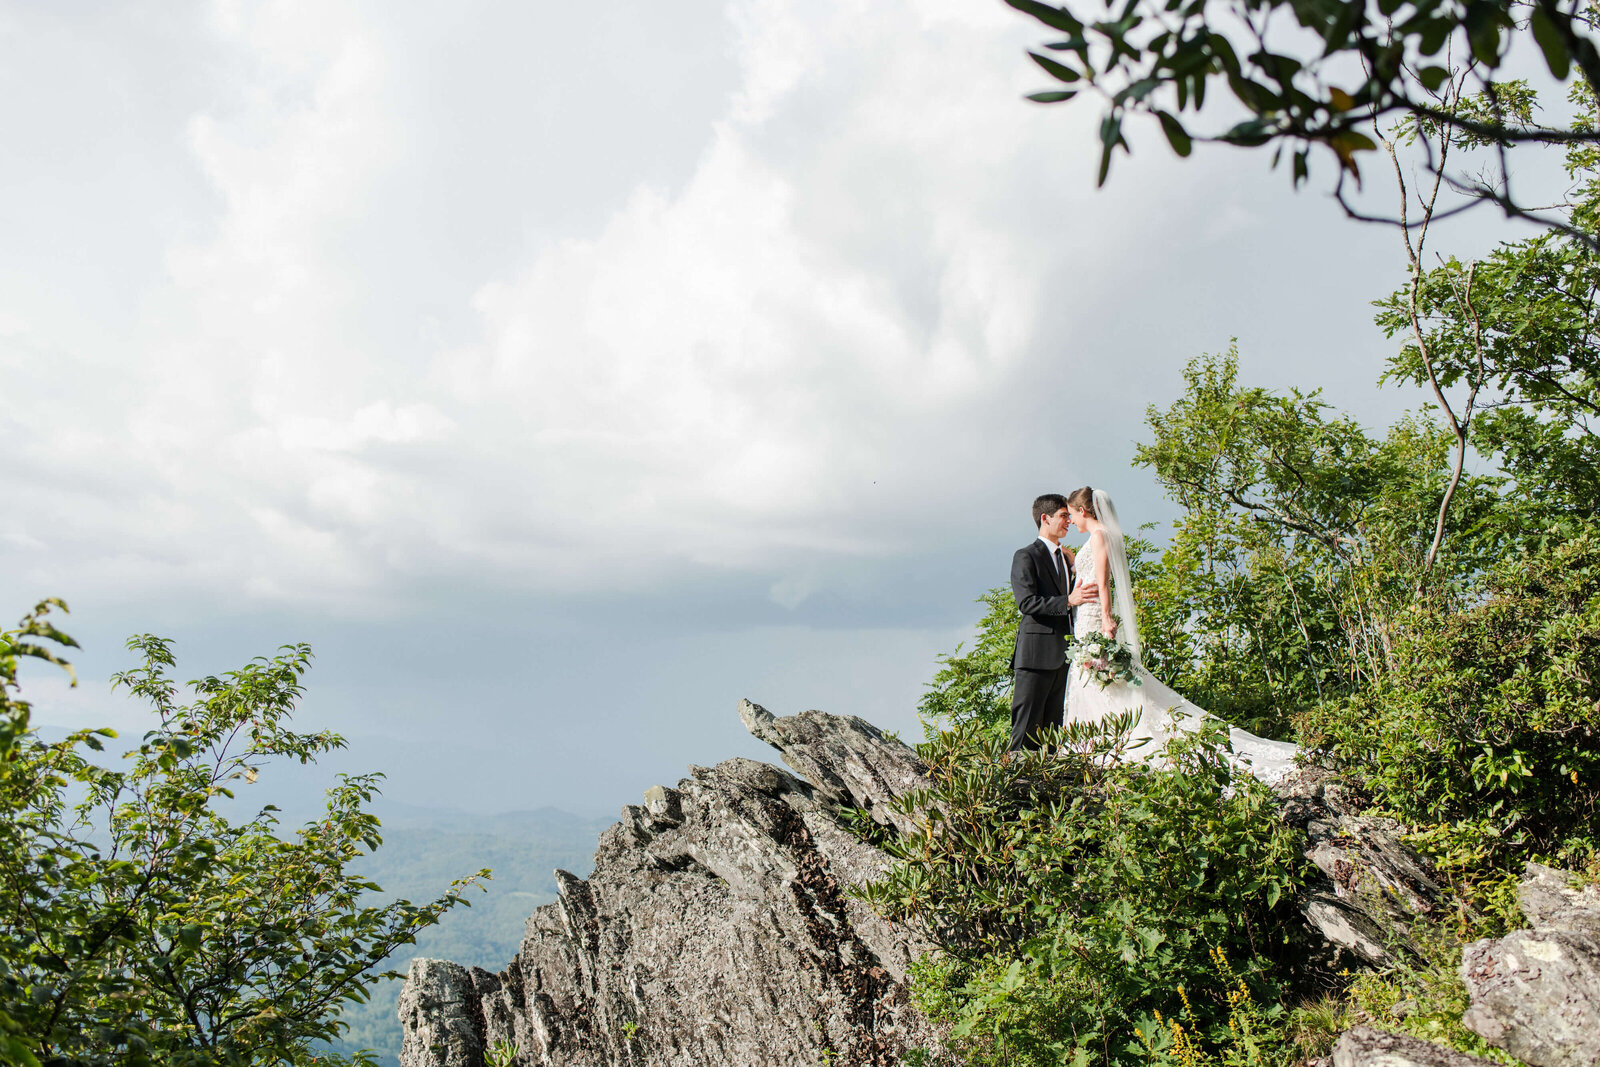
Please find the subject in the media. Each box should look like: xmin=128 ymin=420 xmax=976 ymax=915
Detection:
xmin=1068 ymin=582 xmax=1098 ymax=607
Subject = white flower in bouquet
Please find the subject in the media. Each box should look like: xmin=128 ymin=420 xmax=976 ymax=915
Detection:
xmin=1068 ymin=629 xmax=1141 ymax=689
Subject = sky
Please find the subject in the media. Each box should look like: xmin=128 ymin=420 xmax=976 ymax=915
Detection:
xmin=0 ymin=0 xmax=1544 ymax=815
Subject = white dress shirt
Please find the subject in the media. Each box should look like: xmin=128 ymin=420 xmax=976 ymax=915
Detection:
xmin=1036 ymin=535 xmax=1069 ymax=588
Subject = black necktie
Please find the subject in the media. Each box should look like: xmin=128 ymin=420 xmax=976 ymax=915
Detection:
xmin=1054 ymin=548 xmax=1067 ymax=590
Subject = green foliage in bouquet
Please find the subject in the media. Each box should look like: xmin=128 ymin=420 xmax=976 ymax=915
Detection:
xmin=856 ymin=717 xmax=1308 ymax=1066
xmin=1069 ymin=631 xmax=1141 ymax=690
xmin=1299 ymin=519 xmax=1600 ymax=878
xmin=0 ymin=602 xmax=485 ymax=1067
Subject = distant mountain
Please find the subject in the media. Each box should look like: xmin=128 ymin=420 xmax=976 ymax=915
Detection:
xmin=324 ymin=805 xmax=612 ymax=1067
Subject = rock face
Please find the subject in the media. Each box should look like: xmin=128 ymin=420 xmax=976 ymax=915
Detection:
xmin=398 ymin=703 xmax=942 ymax=1067
xmin=1331 ymin=1026 xmax=1490 ymax=1066
xmin=1459 ymin=862 xmax=1600 ymax=1067
xmin=398 ymin=704 xmax=1460 ymax=1067
xmin=399 ymin=959 xmax=506 ymax=1067
xmin=737 ymin=699 xmax=930 ymax=836
xmin=1276 ymin=770 xmax=1445 ymax=966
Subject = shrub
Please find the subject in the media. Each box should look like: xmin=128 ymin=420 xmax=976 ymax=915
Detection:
xmin=856 ymin=717 xmax=1309 ymax=1066
xmin=1297 ymin=519 xmax=1600 ymax=877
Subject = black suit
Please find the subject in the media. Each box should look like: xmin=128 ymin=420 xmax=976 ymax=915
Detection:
xmin=1009 ymin=538 xmax=1075 ymax=751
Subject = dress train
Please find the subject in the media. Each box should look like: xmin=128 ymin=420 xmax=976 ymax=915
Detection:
xmin=1067 ymin=536 xmax=1298 ymax=785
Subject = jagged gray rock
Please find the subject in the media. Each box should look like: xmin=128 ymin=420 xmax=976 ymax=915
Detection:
xmin=737 ymin=699 xmax=931 ymax=835
xmin=1276 ymin=770 xmax=1445 ymax=966
xmin=1516 ymin=861 xmax=1600 ymax=936
xmin=397 ymin=706 xmax=1455 ymax=1067
xmin=1460 ymin=862 xmax=1600 ymax=1067
xmin=398 ymin=704 xmax=945 ymax=1067
xmin=1331 ymin=1026 xmax=1490 ymax=1066
xmin=396 ymin=959 xmax=501 ymax=1067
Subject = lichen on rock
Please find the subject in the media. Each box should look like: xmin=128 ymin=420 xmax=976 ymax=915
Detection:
xmin=1459 ymin=862 xmax=1600 ymax=1067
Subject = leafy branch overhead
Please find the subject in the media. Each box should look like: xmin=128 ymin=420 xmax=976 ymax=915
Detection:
xmin=1006 ymin=0 xmax=1600 ymax=234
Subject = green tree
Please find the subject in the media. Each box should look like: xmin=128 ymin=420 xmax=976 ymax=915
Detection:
xmin=0 ymin=602 xmax=485 ymax=1066
xmin=0 ymin=598 xmax=81 ymax=1067
xmin=1375 ymin=82 xmax=1600 ymax=532
xmin=1133 ymin=348 xmax=1497 ymax=733
xmin=1004 ymin=0 xmax=1600 ymax=237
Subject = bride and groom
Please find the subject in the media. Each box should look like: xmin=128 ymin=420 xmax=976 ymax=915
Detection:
xmin=1009 ymin=489 xmax=1297 ymax=783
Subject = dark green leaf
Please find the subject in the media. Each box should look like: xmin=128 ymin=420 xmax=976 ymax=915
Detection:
xmin=1157 ymin=111 xmax=1193 ymax=156
xmin=1530 ymin=7 xmax=1572 ymax=81
xmin=1029 ymin=51 xmax=1081 ymax=82
xmin=1417 ymin=65 xmax=1451 ymax=91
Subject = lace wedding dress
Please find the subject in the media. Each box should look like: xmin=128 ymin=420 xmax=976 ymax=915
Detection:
xmin=1066 ymin=497 xmax=1299 ymax=785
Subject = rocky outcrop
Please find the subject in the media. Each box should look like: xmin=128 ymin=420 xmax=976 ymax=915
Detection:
xmin=737 ymin=699 xmax=930 ymax=835
xmin=398 ymin=705 xmax=1456 ymax=1067
xmin=398 ymin=704 xmax=944 ymax=1067
xmin=1277 ymin=770 xmax=1445 ymax=966
xmin=1331 ymin=1026 xmax=1490 ymax=1066
xmin=398 ymin=959 xmax=506 ymax=1067
xmin=1460 ymin=862 xmax=1600 ymax=1067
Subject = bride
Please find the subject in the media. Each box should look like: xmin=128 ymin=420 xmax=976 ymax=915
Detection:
xmin=1063 ymin=487 xmax=1298 ymax=784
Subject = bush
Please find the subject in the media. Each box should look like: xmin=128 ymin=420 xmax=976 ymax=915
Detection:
xmin=0 ymin=603 xmax=485 ymax=1066
xmin=916 ymin=588 xmax=1017 ymax=744
xmin=855 ymin=717 xmax=1309 ymax=1066
xmin=1298 ymin=519 xmax=1600 ymax=878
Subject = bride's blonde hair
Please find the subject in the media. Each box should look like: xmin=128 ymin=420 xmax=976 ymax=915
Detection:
xmin=1066 ymin=487 xmax=1097 ymax=518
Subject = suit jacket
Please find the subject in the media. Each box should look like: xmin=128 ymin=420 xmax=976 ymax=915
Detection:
xmin=1010 ymin=539 xmax=1075 ymax=670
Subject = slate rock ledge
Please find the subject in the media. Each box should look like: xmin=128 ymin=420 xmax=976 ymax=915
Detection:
xmin=397 ymin=702 xmax=942 ymax=1067
xmin=396 ymin=702 xmax=1468 ymax=1067
xmin=1458 ymin=861 xmax=1600 ymax=1067
xmin=1331 ymin=1025 xmax=1490 ymax=1067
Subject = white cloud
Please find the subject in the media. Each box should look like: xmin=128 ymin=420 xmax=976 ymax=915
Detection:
xmin=0 ymin=0 xmax=1391 ymax=620
xmin=0 ymin=0 xmax=1456 ymax=812
xmin=419 ymin=1 xmax=1120 ymax=590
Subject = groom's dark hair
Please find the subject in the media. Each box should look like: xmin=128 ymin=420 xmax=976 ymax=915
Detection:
xmin=1032 ymin=493 xmax=1069 ymax=528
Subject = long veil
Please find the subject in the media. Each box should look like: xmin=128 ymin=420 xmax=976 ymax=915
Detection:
xmin=1092 ymin=489 xmax=1142 ymax=661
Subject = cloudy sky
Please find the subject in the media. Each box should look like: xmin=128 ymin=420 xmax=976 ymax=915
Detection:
xmin=0 ymin=0 xmax=1527 ymax=815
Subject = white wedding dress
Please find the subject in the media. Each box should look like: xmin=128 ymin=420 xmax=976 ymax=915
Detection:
xmin=1066 ymin=532 xmax=1299 ymax=785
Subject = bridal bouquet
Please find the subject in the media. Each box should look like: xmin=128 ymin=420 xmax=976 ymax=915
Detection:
xmin=1069 ymin=630 xmax=1141 ymax=689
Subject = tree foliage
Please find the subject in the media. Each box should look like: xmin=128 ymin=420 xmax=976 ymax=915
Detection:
xmin=1132 ymin=348 xmax=1497 ymax=734
xmin=0 ymin=604 xmax=485 ymax=1066
xmin=1005 ymin=0 xmax=1600 ymax=236
xmin=1375 ymin=96 xmax=1600 ymax=530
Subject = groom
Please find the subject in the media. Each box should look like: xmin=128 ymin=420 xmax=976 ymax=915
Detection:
xmin=1009 ymin=493 xmax=1098 ymax=752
